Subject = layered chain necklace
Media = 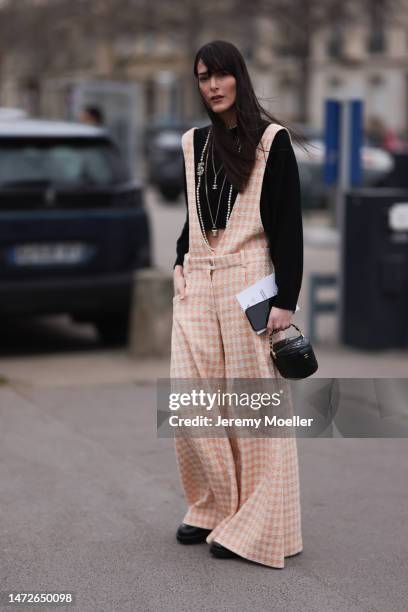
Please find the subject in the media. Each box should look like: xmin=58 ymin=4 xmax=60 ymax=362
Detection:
xmin=196 ymin=126 xmax=240 ymax=245
xmin=211 ymin=140 xmax=223 ymax=190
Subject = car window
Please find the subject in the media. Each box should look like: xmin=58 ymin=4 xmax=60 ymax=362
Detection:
xmin=0 ymin=138 xmax=131 ymax=187
xmin=155 ymin=131 xmax=182 ymax=149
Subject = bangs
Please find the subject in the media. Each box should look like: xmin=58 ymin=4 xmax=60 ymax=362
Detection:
xmin=194 ymin=46 xmax=235 ymax=77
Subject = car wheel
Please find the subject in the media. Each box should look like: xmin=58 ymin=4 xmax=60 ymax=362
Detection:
xmin=94 ymin=314 xmax=129 ymax=345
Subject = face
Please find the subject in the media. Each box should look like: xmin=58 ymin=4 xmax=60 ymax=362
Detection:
xmin=196 ymin=58 xmax=237 ymax=116
xmin=80 ymin=110 xmax=96 ymax=125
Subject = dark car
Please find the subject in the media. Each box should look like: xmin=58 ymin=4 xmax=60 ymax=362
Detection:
xmin=145 ymin=118 xmax=208 ymax=202
xmin=0 ymin=118 xmax=151 ymax=343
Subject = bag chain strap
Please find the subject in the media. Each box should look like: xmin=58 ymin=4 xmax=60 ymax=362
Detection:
xmin=269 ymin=324 xmax=305 ymax=356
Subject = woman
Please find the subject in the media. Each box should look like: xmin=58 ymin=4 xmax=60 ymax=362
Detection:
xmin=170 ymin=40 xmax=304 ymax=568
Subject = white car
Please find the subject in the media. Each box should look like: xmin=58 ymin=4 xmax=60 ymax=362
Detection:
xmin=292 ymin=125 xmax=394 ymax=208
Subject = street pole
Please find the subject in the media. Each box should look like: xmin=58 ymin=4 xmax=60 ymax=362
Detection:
xmin=323 ymin=97 xmax=363 ymax=343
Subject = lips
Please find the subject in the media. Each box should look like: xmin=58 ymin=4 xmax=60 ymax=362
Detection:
xmin=211 ymin=96 xmax=224 ymax=102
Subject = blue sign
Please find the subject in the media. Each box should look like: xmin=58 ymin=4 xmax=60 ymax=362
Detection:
xmin=349 ymin=99 xmax=363 ymax=186
xmin=323 ymin=99 xmax=341 ymax=185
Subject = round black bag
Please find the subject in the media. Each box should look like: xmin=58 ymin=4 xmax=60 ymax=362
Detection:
xmin=269 ymin=324 xmax=318 ymax=379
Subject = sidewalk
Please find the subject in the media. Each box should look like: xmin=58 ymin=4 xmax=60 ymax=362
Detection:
xmin=1 ymin=382 xmax=407 ymax=612
xmin=0 ymin=212 xmax=406 ymax=611
xmin=0 ymin=339 xmax=407 ymax=392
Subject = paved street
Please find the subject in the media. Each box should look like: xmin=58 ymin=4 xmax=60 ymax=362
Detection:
xmin=1 ymin=382 xmax=407 ymax=612
xmin=1 ymin=0 xmax=407 ymax=609
xmin=0 ymin=189 xmax=407 ymax=611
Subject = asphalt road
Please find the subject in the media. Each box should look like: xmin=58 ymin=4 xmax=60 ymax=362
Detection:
xmin=0 ymin=189 xmax=407 ymax=611
xmin=1 ymin=382 xmax=407 ymax=612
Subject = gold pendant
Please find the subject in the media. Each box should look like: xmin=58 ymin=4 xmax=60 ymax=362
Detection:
xmin=211 ymin=228 xmax=218 ymax=236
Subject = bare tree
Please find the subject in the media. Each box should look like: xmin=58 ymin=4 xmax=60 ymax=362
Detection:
xmin=1 ymin=0 xmax=407 ymax=121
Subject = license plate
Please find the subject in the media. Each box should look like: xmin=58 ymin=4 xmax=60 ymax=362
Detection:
xmin=13 ymin=242 xmax=88 ymax=266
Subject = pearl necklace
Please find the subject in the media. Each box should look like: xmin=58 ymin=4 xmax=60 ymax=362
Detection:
xmin=196 ymin=127 xmax=233 ymax=249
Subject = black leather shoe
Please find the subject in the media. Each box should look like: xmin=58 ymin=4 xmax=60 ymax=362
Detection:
xmin=210 ymin=541 xmax=240 ymax=558
xmin=176 ymin=523 xmax=212 ymax=544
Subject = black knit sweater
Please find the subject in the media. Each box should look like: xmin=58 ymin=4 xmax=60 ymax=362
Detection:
xmin=174 ymin=123 xmax=303 ymax=312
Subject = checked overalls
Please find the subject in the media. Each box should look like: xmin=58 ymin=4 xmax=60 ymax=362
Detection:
xmin=169 ymin=123 xmax=303 ymax=568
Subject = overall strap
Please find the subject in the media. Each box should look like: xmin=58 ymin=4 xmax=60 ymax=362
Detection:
xmin=256 ymin=123 xmax=292 ymax=163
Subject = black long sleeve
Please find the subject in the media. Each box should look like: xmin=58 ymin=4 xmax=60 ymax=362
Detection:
xmin=260 ymin=129 xmax=303 ymax=312
xmin=173 ymin=127 xmax=303 ymax=312
xmin=174 ymin=158 xmax=189 ymax=267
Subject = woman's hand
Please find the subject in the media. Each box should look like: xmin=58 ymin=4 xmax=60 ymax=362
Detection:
xmin=173 ymin=265 xmax=186 ymax=299
xmin=266 ymin=306 xmax=293 ymax=334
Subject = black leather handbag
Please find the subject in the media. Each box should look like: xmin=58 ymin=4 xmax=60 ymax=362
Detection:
xmin=269 ymin=324 xmax=318 ymax=379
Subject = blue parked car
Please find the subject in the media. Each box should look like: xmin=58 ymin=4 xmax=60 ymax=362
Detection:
xmin=0 ymin=117 xmax=151 ymax=343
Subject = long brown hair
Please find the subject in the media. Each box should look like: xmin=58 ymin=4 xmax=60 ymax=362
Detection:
xmin=194 ymin=40 xmax=308 ymax=192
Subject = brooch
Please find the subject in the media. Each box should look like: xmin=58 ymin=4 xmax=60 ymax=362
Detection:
xmin=196 ymin=162 xmax=204 ymax=176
